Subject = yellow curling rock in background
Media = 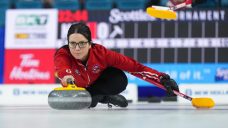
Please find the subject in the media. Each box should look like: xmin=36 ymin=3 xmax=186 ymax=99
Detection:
xmin=146 ymin=6 xmax=177 ymax=20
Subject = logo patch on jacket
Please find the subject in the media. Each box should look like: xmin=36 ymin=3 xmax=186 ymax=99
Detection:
xmin=75 ymin=69 xmax=81 ymax=75
xmin=92 ymin=64 xmax=100 ymax=73
xmin=66 ymin=69 xmax=72 ymax=73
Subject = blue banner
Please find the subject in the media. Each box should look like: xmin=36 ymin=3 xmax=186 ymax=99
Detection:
xmin=0 ymin=27 xmax=4 ymax=83
xmin=126 ymin=63 xmax=228 ymax=86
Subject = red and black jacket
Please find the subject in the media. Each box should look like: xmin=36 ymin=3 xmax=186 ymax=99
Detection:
xmin=54 ymin=43 xmax=163 ymax=87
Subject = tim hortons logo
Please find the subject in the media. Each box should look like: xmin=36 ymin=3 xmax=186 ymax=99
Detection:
xmin=9 ymin=54 xmax=50 ymax=80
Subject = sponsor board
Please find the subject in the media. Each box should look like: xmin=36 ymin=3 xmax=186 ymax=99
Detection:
xmin=4 ymin=49 xmax=55 ymax=83
xmin=0 ymin=84 xmax=58 ymax=105
xmin=0 ymin=28 xmax=4 ymax=83
xmin=215 ymin=68 xmax=228 ymax=82
xmin=126 ymin=64 xmax=228 ymax=86
xmin=0 ymin=84 xmax=137 ymax=105
xmin=178 ymin=84 xmax=228 ymax=104
xmin=5 ymin=9 xmax=58 ymax=49
xmin=108 ymin=9 xmax=226 ymax=23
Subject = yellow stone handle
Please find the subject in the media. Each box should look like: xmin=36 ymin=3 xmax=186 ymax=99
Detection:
xmin=54 ymin=78 xmax=85 ymax=91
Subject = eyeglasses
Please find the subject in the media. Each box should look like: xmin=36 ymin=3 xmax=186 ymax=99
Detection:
xmin=69 ymin=41 xmax=89 ymax=49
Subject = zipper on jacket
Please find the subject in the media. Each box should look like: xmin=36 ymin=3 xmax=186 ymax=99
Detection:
xmin=85 ymin=62 xmax=91 ymax=85
xmin=84 ymin=67 xmax=91 ymax=86
xmin=78 ymin=62 xmax=91 ymax=87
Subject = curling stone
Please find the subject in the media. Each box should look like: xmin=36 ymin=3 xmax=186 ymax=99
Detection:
xmin=48 ymin=79 xmax=92 ymax=110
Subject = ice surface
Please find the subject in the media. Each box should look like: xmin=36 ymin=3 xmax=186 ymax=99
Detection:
xmin=0 ymin=102 xmax=227 ymax=128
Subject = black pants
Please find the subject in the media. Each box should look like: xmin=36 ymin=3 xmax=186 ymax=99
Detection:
xmin=86 ymin=67 xmax=128 ymax=96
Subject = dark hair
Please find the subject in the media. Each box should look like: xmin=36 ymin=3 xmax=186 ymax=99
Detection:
xmin=67 ymin=22 xmax=91 ymax=44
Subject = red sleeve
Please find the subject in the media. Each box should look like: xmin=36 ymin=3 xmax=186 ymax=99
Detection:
xmin=105 ymin=49 xmax=163 ymax=82
xmin=54 ymin=46 xmax=73 ymax=79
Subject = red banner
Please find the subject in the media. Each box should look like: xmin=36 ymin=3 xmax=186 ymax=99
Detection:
xmin=4 ymin=49 xmax=55 ymax=84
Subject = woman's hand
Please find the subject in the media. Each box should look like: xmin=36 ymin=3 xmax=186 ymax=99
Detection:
xmin=61 ymin=75 xmax=75 ymax=87
xmin=160 ymin=73 xmax=179 ymax=96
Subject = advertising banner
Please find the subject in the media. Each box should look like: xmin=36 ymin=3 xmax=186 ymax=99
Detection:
xmin=4 ymin=49 xmax=55 ymax=83
xmin=178 ymin=84 xmax=228 ymax=104
xmin=0 ymin=84 xmax=57 ymax=105
xmin=5 ymin=9 xmax=58 ymax=49
xmin=126 ymin=64 xmax=228 ymax=86
xmin=0 ymin=27 xmax=4 ymax=83
xmin=0 ymin=83 xmax=137 ymax=105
